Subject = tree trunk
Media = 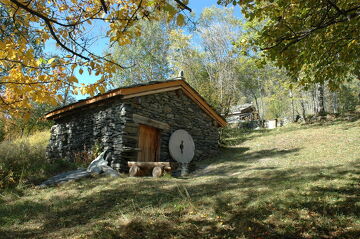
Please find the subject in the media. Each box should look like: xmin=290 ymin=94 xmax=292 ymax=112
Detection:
xmin=300 ymin=101 xmax=307 ymax=122
xmin=312 ymin=86 xmax=317 ymax=114
xmin=62 ymin=85 xmax=71 ymax=106
xmin=317 ymin=83 xmax=326 ymax=116
xmin=251 ymin=90 xmax=261 ymax=120
xmin=300 ymin=91 xmax=307 ymax=122
xmin=290 ymin=90 xmax=295 ymax=122
xmin=332 ymin=92 xmax=338 ymax=114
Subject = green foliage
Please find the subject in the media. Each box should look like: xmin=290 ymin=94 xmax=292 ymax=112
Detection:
xmin=0 ymin=121 xmax=5 ymax=142
xmin=73 ymin=141 xmax=102 ymax=168
xmin=106 ymin=4 xmax=358 ymax=121
xmin=338 ymin=82 xmax=360 ymax=112
xmin=235 ymin=57 xmax=294 ymax=119
xmin=0 ymin=4 xmax=43 ymax=64
xmin=230 ymin=0 xmax=360 ymax=87
xmin=0 ymin=102 xmax=54 ymax=140
xmin=264 ymin=97 xmax=289 ymax=119
xmin=110 ymin=13 xmax=175 ymax=86
xmin=168 ymin=7 xmax=244 ymax=114
xmin=263 ymin=72 xmax=292 ymax=119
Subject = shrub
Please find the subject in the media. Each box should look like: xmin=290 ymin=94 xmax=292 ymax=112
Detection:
xmin=73 ymin=141 xmax=102 ymax=168
xmin=0 ymin=131 xmax=75 ymax=189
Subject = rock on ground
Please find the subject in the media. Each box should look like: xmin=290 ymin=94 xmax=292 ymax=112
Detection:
xmin=39 ymin=169 xmax=90 ymax=187
xmin=101 ymin=165 xmax=121 ymax=177
xmin=87 ymin=150 xmax=109 ymax=173
xmin=40 ymin=150 xmax=120 ymax=187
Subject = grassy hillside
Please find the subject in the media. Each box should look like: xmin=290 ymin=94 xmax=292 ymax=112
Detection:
xmin=0 ymin=131 xmax=75 ymax=189
xmin=0 ymin=119 xmax=359 ymax=239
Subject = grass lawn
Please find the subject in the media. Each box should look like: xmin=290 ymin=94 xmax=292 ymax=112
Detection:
xmin=0 ymin=119 xmax=359 ymax=239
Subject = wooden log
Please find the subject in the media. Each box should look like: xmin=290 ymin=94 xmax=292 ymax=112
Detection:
xmin=129 ymin=165 xmax=142 ymax=177
xmin=127 ymin=161 xmax=172 ymax=169
xmin=152 ymin=166 xmax=164 ymax=177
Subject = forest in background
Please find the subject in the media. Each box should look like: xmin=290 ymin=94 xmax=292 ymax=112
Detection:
xmin=1 ymin=5 xmax=359 ymax=141
xmin=109 ymin=7 xmax=360 ymax=122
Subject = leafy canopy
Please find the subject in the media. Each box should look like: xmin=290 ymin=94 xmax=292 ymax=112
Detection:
xmin=221 ymin=0 xmax=360 ymax=88
xmin=168 ymin=7 xmax=244 ymax=114
xmin=110 ymin=13 xmax=175 ymax=86
xmin=0 ymin=0 xmax=190 ymax=115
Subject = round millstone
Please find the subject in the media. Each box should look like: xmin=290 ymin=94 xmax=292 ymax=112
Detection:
xmin=169 ymin=129 xmax=195 ymax=163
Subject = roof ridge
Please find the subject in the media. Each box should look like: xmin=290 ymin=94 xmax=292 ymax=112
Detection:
xmin=45 ymin=78 xmax=227 ymax=127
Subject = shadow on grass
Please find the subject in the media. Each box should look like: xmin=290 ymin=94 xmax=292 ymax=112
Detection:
xmin=292 ymin=118 xmax=360 ymax=133
xmin=194 ymin=147 xmax=300 ymax=176
xmin=223 ymin=118 xmax=360 ymax=146
xmin=221 ymin=128 xmax=271 ymax=146
xmin=0 ymin=161 xmax=359 ymax=239
xmin=222 ymin=126 xmax=315 ymax=146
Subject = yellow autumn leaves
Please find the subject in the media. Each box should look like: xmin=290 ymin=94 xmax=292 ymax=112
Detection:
xmin=0 ymin=0 xmax=189 ymax=115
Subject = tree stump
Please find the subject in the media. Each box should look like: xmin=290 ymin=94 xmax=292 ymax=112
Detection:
xmin=152 ymin=166 xmax=163 ymax=177
xmin=129 ymin=165 xmax=141 ymax=177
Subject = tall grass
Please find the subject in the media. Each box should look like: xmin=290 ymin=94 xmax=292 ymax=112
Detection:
xmin=0 ymin=131 xmax=74 ymax=189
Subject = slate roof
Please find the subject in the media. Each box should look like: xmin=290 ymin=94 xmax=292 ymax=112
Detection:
xmin=45 ymin=78 xmax=227 ymax=127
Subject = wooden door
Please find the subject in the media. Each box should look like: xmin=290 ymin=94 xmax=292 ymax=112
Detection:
xmin=137 ymin=124 xmax=160 ymax=162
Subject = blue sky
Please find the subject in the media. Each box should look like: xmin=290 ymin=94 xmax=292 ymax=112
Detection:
xmin=189 ymin=0 xmax=223 ymax=14
xmin=60 ymin=1 xmax=242 ymax=100
xmin=189 ymin=0 xmax=241 ymax=15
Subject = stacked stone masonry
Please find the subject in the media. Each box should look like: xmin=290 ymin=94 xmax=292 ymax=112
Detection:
xmin=47 ymin=90 xmax=220 ymax=172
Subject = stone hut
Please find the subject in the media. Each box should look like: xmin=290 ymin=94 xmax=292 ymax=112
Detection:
xmin=227 ymin=104 xmax=260 ymax=122
xmin=45 ymin=78 xmax=227 ymax=172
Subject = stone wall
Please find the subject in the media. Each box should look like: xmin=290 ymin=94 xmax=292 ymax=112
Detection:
xmin=47 ymin=89 xmax=220 ymax=172
xmin=122 ymin=90 xmax=219 ymax=163
xmin=47 ymin=100 xmax=126 ymax=164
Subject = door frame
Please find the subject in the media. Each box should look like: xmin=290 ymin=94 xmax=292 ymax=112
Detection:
xmin=137 ymin=124 xmax=161 ymax=162
xmin=133 ymin=114 xmax=169 ymax=162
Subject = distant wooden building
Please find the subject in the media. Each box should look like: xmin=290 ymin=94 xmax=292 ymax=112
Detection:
xmin=226 ymin=104 xmax=260 ymax=124
xmin=45 ymin=79 xmax=226 ymax=172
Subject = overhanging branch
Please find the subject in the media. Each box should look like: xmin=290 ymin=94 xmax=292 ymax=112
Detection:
xmin=262 ymin=4 xmax=360 ymax=52
xmin=174 ymin=0 xmax=192 ymax=12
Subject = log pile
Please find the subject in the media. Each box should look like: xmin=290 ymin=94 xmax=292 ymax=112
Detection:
xmin=127 ymin=161 xmax=174 ymax=177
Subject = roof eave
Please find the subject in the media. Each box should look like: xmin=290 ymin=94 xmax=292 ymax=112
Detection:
xmin=45 ymin=80 xmax=227 ymax=127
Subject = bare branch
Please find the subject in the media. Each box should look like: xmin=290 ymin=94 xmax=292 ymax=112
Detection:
xmin=44 ymin=20 xmax=90 ymax=60
xmin=68 ymin=31 xmax=127 ymax=69
xmin=326 ymin=0 xmax=346 ymax=16
xmin=0 ymin=58 xmax=44 ymax=69
xmin=0 ymin=81 xmax=56 ymax=85
xmin=174 ymin=0 xmax=192 ymax=12
xmin=121 ymin=0 xmax=143 ymax=34
xmin=100 ymin=0 xmax=108 ymax=13
xmin=9 ymin=0 xmax=77 ymax=27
